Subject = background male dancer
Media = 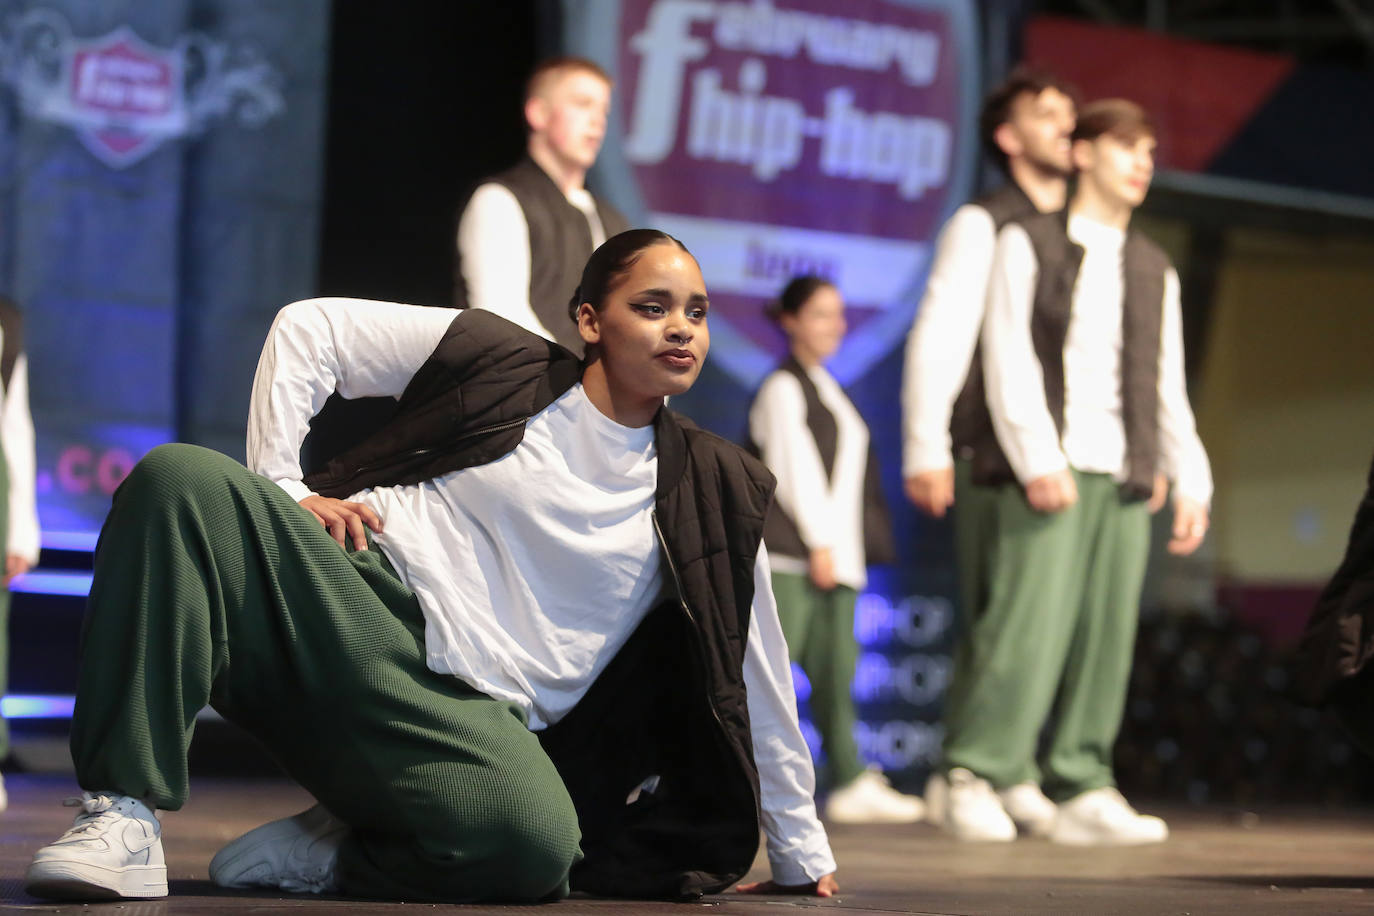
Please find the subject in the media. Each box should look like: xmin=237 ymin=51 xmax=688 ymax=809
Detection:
xmin=900 ymin=69 xmax=1077 ymax=840
xmin=454 ymin=56 xmax=628 ymax=354
xmin=969 ymin=98 xmax=1211 ymax=846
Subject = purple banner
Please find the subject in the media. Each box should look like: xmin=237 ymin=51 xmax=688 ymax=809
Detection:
xmin=570 ymin=0 xmax=978 ymax=387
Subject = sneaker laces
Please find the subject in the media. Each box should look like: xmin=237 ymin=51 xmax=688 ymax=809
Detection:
xmin=58 ymin=793 xmax=130 ymax=838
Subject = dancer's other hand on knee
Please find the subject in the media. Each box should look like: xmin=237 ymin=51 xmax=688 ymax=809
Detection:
xmin=300 ymin=495 xmax=384 ymax=550
xmin=1025 ymin=469 xmax=1077 ymax=513
xmin=735 ymin=872 xmax=838 ymax=897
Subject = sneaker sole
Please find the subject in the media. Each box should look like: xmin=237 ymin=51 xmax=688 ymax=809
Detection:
xmin=25 ymin=861 xmax=168 ymax=900
xmin=1049 ymin=826 xmax=1169 ymax=846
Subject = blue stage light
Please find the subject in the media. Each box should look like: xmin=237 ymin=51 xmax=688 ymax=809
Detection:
xmin=9 ymin=571 xmax=94 ymax=596
xmin=1 ymin=694 xmax=76 ymax=718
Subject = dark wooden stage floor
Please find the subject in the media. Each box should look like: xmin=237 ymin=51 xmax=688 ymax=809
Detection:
xmin=1 ymin=774 xmax=1372 ymax=914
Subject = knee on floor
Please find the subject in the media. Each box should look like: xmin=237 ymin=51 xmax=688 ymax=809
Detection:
xmin=421 ymin=791 xmax=581 ymax=902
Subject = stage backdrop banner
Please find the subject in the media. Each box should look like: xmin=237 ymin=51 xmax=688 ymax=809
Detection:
xmin=562 ymin=0 xmax=979 ymax=785
xmin=0 ymin=0 xmax=329 ymax=545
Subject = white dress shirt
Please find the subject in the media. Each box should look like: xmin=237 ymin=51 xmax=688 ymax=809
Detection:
xmin=456 ymin=182 xmax=608 ymax=342
xmin=0 ymin=342 xmax=40 ymax=565
xmin=981 ymin=214 xmax=1213 ymax=506
xmin=246 ymin=297 xmax=835 ymax=884
xmin=749 ymin=364 xmax=870 ymax=590
xmin=901 ymin=204 xmax=999 ymax=476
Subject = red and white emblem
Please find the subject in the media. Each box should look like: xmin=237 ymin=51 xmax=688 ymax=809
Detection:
xmin=67 ymin=26 xmax=187 ymax=167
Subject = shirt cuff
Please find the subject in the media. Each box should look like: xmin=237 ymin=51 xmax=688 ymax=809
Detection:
xmin=1011 ymin=447 xmax=1070 ymax=486
xmin=902 ymin=440 xmax=954 ymax=478
xmin=767 ymin=831 xmax=837 ymax=886
xmin=274 ymin=478 xmax=314 ymax=503
xmin=1173 ymin=474 xmax=1213 ymax=510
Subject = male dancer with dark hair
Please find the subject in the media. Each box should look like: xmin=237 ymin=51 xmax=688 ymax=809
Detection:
xmin=454 ymin=56 xmax=628 ymax=355
xmin=900 ymin=68 xmax=1077 ymax=840
xmin=968 ymin=98 xmax=1211 ymax=845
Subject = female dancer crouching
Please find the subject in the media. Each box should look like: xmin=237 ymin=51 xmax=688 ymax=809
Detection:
xmin=24 ymin=230 xmax=837 ymax=902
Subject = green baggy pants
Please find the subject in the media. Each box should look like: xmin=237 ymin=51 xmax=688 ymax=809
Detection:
xmin=940 ymin=471 xmax=1149 ymax=800
xmin=771 ymin=571 xmax=862 ymax=787
xmin=69 ymin=444 xmax=581 ymax=902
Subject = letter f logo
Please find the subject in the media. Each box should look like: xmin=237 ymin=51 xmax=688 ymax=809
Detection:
xmin=624 ymin=0 xmax=714 ymax=164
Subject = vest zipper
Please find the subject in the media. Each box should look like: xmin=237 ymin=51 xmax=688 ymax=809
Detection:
xmin=650 ymin=511 xmax=760 ymax=816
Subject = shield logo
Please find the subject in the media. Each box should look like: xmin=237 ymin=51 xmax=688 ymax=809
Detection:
xmin=66 ymin=26 xmax=187 ymax=168
xmin=571 ymin=0 xmax=979 ymax=387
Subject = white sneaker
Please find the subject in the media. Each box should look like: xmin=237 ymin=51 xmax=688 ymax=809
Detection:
xmin=997 ymin=781 xmax=1057 ymax=837
xmin=209 ymin=803 xmax=347 ymax=893
xmin=25 ymin=792 xmax=168 ymax=900
xmin=823 ymin=768 xmax=925 ymax=824
xmin=1049 ymin=787 xmax=1168 ymax=846
xmin=923 ymin=770 xmax=948 ymax=826
xmin=944 ymin=768 xmax=1016 ymax=842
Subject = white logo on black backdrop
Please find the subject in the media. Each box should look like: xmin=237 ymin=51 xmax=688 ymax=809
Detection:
xmin=0 ymin=7 xmax=284 ymax=168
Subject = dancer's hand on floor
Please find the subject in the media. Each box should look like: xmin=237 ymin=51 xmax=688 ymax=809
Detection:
xmin=300 ymin=495 xmax=384 ymax=551
xmin=736 ymin=873 xmax=838 ymax=897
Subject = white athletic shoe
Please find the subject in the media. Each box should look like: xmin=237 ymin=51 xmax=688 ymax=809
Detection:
xmin=923 ymin=770 xmax=948 ymax=826
xmin=1049 ymin=787 xmax=1168 ymax=846
xmin=944 ymin=768 xmax=1017 ymax=842
xmin=209 ymin=803 xmax=347 ymax=894
xmin=824 ymin=768 xmax=925 ymax=824
xmin=25 ymin=792 xmax=168 ymax=900
xmin=997 ymin=781 xmax=1058 ymax=837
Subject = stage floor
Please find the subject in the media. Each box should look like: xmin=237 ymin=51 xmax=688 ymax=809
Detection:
xmin=1 ymin=774 xmax=1372 ymax=914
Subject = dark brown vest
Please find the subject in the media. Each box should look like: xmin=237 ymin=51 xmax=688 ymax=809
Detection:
xmin=948 ymin=182 xmax=1040 ymax=457
xmin=966 ymin=211 xmax=1170 ymax=500
xmin=453 ymin=156 xmax=629 ymax=355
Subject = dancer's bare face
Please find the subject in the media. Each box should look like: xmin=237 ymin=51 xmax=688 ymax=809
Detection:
xmin=999 ymin=88 xmax=1076 ymax=175
xmin=781 ymin=284 xmax=846 ymax=364
xmin=578 ymin=244 xmax=710 ymax=402
xmin=528 ymin=70 xmax=610 ymax=171
xmin=1075 ymin=131 xmax=1156 ymax=209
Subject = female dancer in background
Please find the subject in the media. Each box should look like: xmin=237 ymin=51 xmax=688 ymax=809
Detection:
xmin=748 ymin=276 xmax=924 ymax=824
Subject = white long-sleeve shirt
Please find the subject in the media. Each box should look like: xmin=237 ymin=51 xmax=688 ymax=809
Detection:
xmin=247 ymin=298 xmax=835 ymax=884
xmin=0 ymin=336 xmax=40 ymax=565
xmin=749 ymin=365 xmax=870 ymax=590
xmin=456 ymin=182 xmax=607 ymax=341
xmin=981 ymin=214 xmax=1213 ymax=506
xmin=901 ymin=204 xmax=999 ymax=477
